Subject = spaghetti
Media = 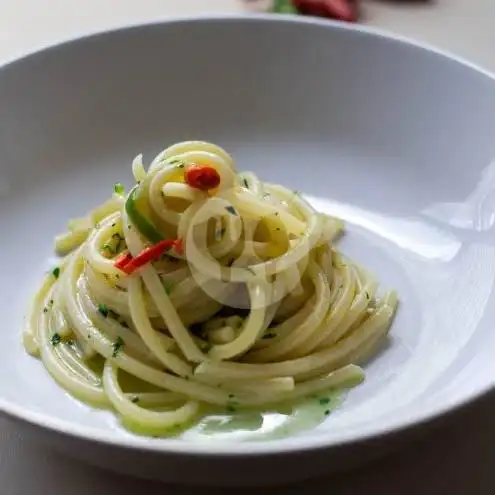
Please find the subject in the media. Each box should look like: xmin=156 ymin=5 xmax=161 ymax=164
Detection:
xmin=23 ymin=141 xmax=397 ymax=436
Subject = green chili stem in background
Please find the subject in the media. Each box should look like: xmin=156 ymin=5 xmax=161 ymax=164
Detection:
xmin=272 ymin=0 xmax=299 ymax=14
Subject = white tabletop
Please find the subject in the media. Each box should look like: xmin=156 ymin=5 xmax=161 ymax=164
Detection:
xmin=1 ymin=1 xmax=494 ymax=493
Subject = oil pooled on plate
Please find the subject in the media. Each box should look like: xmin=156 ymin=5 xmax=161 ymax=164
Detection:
xmin=180 ymin=391 xmax=342 ymax=442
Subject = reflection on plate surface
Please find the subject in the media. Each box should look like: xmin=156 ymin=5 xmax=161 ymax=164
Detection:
xmin=424 ymin=160 xmax=495 ymax=232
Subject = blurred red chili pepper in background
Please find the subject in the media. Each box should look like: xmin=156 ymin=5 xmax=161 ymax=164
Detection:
xmin=293 ymin=0 xmax=358 ymax=22
xmin=270 ymin=0 xmax=359 ymax=22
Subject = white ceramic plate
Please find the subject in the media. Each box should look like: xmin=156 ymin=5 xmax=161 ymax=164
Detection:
xmin=1 ymin=14 xmax=495 ymax=486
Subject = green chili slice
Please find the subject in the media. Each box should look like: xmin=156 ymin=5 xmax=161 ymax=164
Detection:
xmin=125 ymin=186 xmax=164 ymax=243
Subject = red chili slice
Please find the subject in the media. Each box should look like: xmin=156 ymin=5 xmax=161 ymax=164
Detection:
xmin=184 ymin=164 xmax=221 ymax=191
xmin=114 ymin=239 xmax=182 ymax=274
xmin=114 ymin=252 xmax=133 ymax=270
xmin=173 ymin=238 xmax=184 ymax=256
xmin=122 ymin=239 xmax=177 ymax=274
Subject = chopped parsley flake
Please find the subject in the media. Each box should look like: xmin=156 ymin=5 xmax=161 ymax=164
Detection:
xmin=131 ymin=396 xmax=139 ymax=404
xmin=98 ymin=304 xmax=109 ymax=317
xmin=52 ymin=267 xmax=60 ymax=279
xmin=161 ymin=280 xmax=172 ymax=295
xmin=102 ymin=243 xmax=115 ymax=254
xmin=112 ymin=336 xmax=125 ymax=358
xmin=50 ymin=333 xmax=61 ymax=346
xmin=228 ymin=393 xmax=235 ymax=399
xmin=324 ymin=409 xmax=331 ymax=416
xmin=114 ymin=183 xmax=125 ymax=195
xmin=108 ymin=309 xmax=120 ymax=319
xmin=275 ymin=227 xmax=281 ymax=231
xmin=263 ymin=332 xmax=277 ymax=340
xmin=365 ymin=292 xmax=370 ymax=300
xmin=111 ymin=223 xmax=116 ymax=227
xmin=169 ymin=158 xmax=185 ymax=168
xmin=43 ymin=301 xmax=55 ymax=312
xmin=245 ymin=267 xmax=256 ymax=275
xmin=226 ymin=405 xmax=236 ymax=413
xmin=215 ymin=226 xmax=226 ymax=240
xmin=242 ymin=178 xmax=249 ymax=189
xmin=319 ymin=397 xmax=331 ymax=406
xmin=225 ymin=205 xmax=237 ymax=216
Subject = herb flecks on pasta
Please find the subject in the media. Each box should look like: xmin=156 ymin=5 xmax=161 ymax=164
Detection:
xmin=23 ymin=141 xmax=398 ymax=437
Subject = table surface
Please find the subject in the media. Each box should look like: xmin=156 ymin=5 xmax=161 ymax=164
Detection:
xmin=1 ymin=1 xmax=494 ymax=494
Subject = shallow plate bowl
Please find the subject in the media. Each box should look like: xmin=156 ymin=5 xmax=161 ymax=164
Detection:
xmin=1 ymin=14 xmax=495 ymax=485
